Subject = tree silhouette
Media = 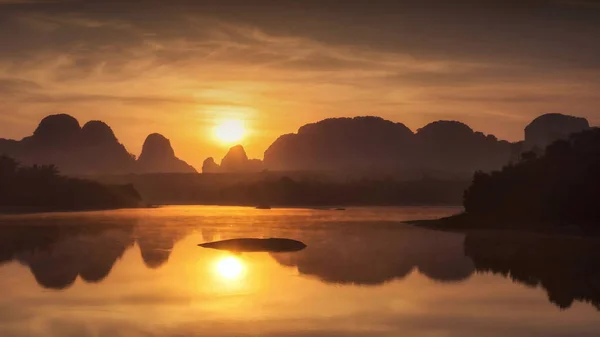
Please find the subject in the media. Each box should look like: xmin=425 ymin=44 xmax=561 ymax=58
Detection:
xmin=0 ymin=155 xmax=142 ymax=211
xmin=463 ymin=128 xmax=600 ymax=230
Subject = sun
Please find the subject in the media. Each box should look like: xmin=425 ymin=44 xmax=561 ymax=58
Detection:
xmin=215 ymin=256 xmax=245 ymax=280
xmin=214 ymin=120 xmax=246 ymax=144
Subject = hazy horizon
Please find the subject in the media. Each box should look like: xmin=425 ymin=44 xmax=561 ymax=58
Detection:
xmin=1 ymin=0 xmax=600 ymax=168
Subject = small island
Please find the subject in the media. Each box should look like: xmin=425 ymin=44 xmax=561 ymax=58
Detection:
xmin=410 ymin=127 xmax=600 ymax=236
xmin=0 ymin=155 xmax=143 ymax=213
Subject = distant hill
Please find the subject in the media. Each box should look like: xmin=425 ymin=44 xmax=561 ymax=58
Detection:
xmin=0 ymin=155 xmax=143 ymax=213
xmin=0 ymin=114 xmax=196 ymax=175
xmin=258 ymin=114 xmax=590 ymax=174
xmin=524 ymin=113 xmax=590 ymax=151
xmin=137 ymin=133 xmax=196 ymax=174
xmin=201 ymin=144 xmax=264 ymax=173
xmin=263 ymin=116 xmax=512 ymax=173
xmin=1 ymin=113 xmax=590 ymax=177
xmin=264 ymin=116 xmax=414 ymax=171
xmin=415 ymin=120 xmax=512 ymax=172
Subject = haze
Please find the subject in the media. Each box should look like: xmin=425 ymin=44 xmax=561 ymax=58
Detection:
xmin=1 ymin=0 xmax=600 ymax=168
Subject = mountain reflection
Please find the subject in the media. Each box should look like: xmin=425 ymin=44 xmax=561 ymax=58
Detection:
xmin=0 ymin=220 xmax=136 ymax=289
xmin=0 ymin=217 xmax=188 ymax=289
xmin=271 ymin=226 xmax=475 ymax=285
xmin=6 ymin=213 xmax=600 ymax=307
xmin=0 ymin=218 xmax=476 ymax=290
xmin=136 ymin=220 xmax=188 ymax=269
xmin=464 ymin=232 xmax=600 ymax=310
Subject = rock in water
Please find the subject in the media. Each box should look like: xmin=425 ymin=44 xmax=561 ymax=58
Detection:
xmin=199 ymin=238 xmax=306 ymax=253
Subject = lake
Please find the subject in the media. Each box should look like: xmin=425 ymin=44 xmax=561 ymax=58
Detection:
xmin=1 ymin=206 xmax=599 ymax=337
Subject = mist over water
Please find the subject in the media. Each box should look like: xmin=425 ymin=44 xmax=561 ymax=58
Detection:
xmin=1 ymin=206 xmax=599 ymax=337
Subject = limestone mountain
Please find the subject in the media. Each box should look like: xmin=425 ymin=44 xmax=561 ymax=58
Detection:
xmin=136 ymin=133 xmax=196 ymax=174
xmin=263 ymin=116 xmax=512 ymax=172
xmin=78 ymin=121 xmax=137 ymax=174
xmin=202 ymin=157 xmax=220 ymax=173
xmin=264 ymin=116 xmax=414 ymax=171
xmin=0 ymin=114 xmax=195 ymax=175
xmin=261 ymin=114 xmax=590 ymax=173
xmin=220 ymin=144 xmax=263 ymax=173
xmin=524 ymin=113 xmax=590 ymax=151
xmin=220 ymin=144 xmax=249 ymax=172
xmin=201 ymin=145 xmax=264 ymax=173
xmin=0 ymin=114 xmax=135 ymax=174
xmin=414 ymin=121 xmax=512 ymax=172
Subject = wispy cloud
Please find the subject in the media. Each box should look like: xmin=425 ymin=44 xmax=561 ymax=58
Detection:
xmin=0 ymin=2 xmax=599 ymax=165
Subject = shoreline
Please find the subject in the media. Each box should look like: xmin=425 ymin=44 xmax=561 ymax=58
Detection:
xmin=406 ymin=213 xmax=600 ymax=238
xmin=0 ymin=204 xmax=156 ymax=216
xmin=0 ymin=203 xmax=462 ymax=216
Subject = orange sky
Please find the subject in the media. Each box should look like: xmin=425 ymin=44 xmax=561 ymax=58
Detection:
xmin=1 ymin=1 xmax=599 ymax=169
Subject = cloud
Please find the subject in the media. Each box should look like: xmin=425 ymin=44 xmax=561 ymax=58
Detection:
xmin=0 ymin=78 xmax=42 ymax=93
xmin=18 ymin=93 xmax=247 ymax=107
xmin=0 ymin=1 xmax=599 ymax=165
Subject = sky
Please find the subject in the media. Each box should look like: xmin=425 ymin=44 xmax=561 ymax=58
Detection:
xmin=1 ymin=0 xmax=600 ymax=168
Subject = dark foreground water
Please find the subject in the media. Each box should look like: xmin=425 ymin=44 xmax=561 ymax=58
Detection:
xmin=1 ymin=206 xmax=599 ymax=337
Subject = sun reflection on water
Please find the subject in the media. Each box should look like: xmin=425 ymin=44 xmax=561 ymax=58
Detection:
xmin=214 ymin=255 xmax=245 ymax=281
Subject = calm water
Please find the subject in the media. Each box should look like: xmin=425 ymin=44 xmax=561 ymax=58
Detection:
xmin=1 ymin=206 xmax=599 ymax=337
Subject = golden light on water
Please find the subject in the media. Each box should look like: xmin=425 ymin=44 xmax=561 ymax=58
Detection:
xmin=215 ymin=256 xmax=245 ymax=280
xmin=214 ymin=119 xmax=246 ymax=144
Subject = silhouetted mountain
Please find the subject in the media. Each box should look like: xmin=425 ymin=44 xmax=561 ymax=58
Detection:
xmin=464 ymin=232 xmax=600 ymax=310
xmin=415 ymin=121 xmax=512 ymax=172
xmin=202 ymin=157 xmax=220 ymax=173
xmin=524 ymin=113 xmax=589 ymax=151
xmin=32 ymin=113 xmax=80 ymax=145
xmin=203 ymin=144 xmax=263 ymax=173
xmin=0 ymin=138 xmax=19 ymax=159
xmin=0 ymin=114 xmax=196 ymax=175
xmin=137 ymin=133 xmax=196 ymax=173
xmin=263 ymin=116 xmax=512 ymax=173
xmin=221 ymin=145 xmax=249 ymax=171
xmin=17 ymin=114 xmax=85 ymax=171
xmin=247 ymin=159 xmax=264 ymax=171
xmin=264 ymin=116 xmax=414 ymax=171
xmin=0 ymin=114 xmax=136 ymax=175
xmin=78 ymin=121 xmax=137 ymax=173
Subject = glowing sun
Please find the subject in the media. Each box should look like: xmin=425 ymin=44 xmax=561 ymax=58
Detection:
xmin=215 ymin=256 xmax=245 ymax=280
xmin=214 ymin=120 xmax=246 ymax=144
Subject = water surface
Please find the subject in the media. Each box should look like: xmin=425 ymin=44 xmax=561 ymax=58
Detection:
xmin=1 ymin=206 xmax=599 ymax=337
